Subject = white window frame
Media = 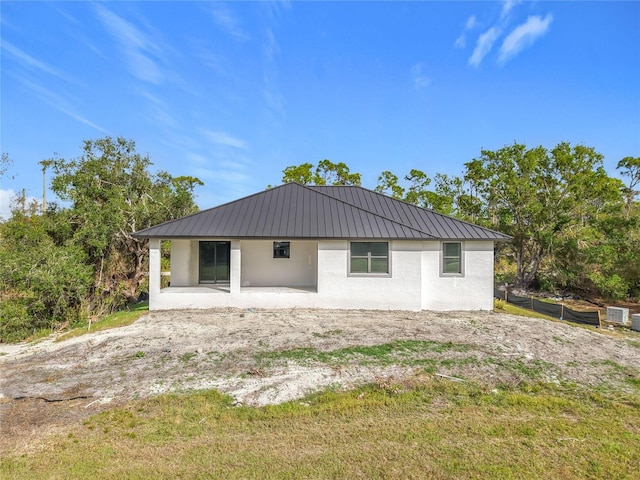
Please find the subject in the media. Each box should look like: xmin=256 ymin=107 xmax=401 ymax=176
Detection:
xmin=348 ymin=241 xmax=391 ymax=277
xmin=440 ymin=241 xmax=464 ymax=277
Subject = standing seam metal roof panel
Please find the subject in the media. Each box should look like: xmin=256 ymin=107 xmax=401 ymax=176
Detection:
xmin=312 ymin=185 xmax=509 ymax=241
xmin=131 ymin=183 xmax=511 ymax=241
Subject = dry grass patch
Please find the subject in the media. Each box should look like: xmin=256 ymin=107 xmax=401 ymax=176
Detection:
xmin=2 ymin=378 xmax=639 ymax=479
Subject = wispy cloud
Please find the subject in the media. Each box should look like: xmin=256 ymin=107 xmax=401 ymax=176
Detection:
xmin=454 ymin=15 xmax=478 ymax=48
xmin=202 ymin=130 xmax=248 ymax=149
xmin=49 ymin=3 xmax=82 ymax=26
xmin=135 ymin=88 xmax=178 ymax=128
xmin=262 ymin=1 xmax=292 ymax=22
xmin=262 ymin=28 xmax=286 ymax=120
xmin=21 ymin=78 xmax=108 ymax=133
xmin=95 ymin=4 xmax=164 ymax=84
xmin=216 ymin=170 xmax=252 ymax=184
xmin=190 ymin=165 xmax=251 ymax=187
xmin=2 ymin=38 xmax=105 ymax=131
xmin=185 ymin=153 xmax=210 ymax=166
xmin=460 ymin=1 xmax=550 ymax=67
xmin=207 ymin=3 xmax=249 ymax=41
xmin=411 ymin=63 xmax=431 ymax=90
xmin=1 ymin=41 xmax=69 ymax=80
xmin=498 ymin=14 xmax=553 ymax=64
xmin=501 ymin=0 xmax=521 ymax=20
xmin=468 ymin=27 xmax=501 ymax=67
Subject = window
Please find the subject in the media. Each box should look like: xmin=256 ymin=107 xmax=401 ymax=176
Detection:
xmin=273 ymin=241 xmax=290 ymax=258
xmin=442 ymin=242 xmax=462 ymax=275
xmin=350 ymin=242 xmax=389 ymax=274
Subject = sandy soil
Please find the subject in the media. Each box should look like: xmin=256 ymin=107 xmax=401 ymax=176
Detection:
xmin=1 ymin=308 xmax=639 ymax=454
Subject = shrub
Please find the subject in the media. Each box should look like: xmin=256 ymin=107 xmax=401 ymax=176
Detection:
xmin=0 ymin=298 xmax=32 ymax=342
xmin=494 ymin=298 xmax=507 ymax=310
xmin=587 ymin=272 xmax=629 ymax=301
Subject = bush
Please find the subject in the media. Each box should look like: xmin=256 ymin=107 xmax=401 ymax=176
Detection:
xmin=494 ymin=257 xmax=517 ymax=286
xmin=0 ymin=214 xmax=93 ymax=341
xmin=0 ymin=298 xmax=32 ymax=342
xmin=494 ymin=298 xmax=507 ymax=310
xmin=587 ymin=272 xmax=629 ymax=301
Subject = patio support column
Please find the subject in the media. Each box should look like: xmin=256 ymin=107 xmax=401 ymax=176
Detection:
xmin=149 ymin=238 xmax=161 ymax=307
xmin=230 ymin=240 xmax=241 ymax=294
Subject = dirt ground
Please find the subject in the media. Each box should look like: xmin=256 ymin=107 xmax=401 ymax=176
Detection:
xmin=1 ymin=308 xmax=639 ymax=454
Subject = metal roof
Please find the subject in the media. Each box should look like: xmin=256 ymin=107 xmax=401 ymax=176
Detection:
xmin=310 ymin=186 xmax=511 ymax=241
xmin=132 ymin=182 xmax=511 ymax=241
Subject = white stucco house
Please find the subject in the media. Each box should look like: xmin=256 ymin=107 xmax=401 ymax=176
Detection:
xmin=132 ymin=182 xmax=511 ymax=311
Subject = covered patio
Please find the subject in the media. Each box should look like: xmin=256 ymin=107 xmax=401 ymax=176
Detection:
xmin=148 ymin=238 xmax=320 ymax=310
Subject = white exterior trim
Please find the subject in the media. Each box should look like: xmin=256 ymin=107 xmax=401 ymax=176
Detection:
xmin=440 ymin=241 xmax=465 ymax=277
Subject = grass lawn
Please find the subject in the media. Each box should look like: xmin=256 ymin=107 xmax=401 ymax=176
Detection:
xmin=4 ymin=304 xmax=638 ymax=478
xmin=2 ymin=378 xmax=639 ymax=479
xmin=56 ymin=302 xmax=149 ymax=342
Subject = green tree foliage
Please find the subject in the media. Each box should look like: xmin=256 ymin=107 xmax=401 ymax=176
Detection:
xmin=618 ymin=156 xmax=640 ymax=214
xmin=464 ymin=142 xmax=626 ymax=293
xmin=282 ymin=159 xmax=361 ymax=186
xmin=375 ymin=171 xmax=405 ymax=199
xmin=0 ymin=137 xmax=202 ymax=340
xmin=0 ymin=153 xmax=11 ymax=181
xmin=46 ymin=136 xmax=203 ymax=309
xmin=0 ymin=208 xmax=93 ymax=341
xmin=281 ymin=162 xmax=315 ymax=185
xmin=373 ymin=143 xmax=637 ymax=299
xmin=601 ymin=156 xmax=640 ymax=297
xmin=375 ymin=170 xmax=474 ymax=218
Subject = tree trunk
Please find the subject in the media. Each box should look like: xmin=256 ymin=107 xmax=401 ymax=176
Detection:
xmin=515 ymin=241 xmax=544 ymax=289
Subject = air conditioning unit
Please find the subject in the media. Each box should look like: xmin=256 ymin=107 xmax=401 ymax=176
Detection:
xmin=606 ymin=307 xmax=629 ymax=326
xmin=632 ymin=314 xmax=640 ymax=332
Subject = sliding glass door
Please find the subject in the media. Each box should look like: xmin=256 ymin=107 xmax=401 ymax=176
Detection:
xmin=199 ymin=241 xmax=230 ymax=284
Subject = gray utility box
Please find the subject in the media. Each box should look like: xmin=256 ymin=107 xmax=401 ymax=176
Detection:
xmin=606 ymin=307 xmax=629 ymax=326
xmin=632 ymin=314 xmax=640 ymax=332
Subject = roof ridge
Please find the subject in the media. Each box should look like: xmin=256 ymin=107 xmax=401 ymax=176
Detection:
xmin=301 ymin=183 xmax=437 ymax=238
xmin=313 ymin=185 xmax=511 ymax=239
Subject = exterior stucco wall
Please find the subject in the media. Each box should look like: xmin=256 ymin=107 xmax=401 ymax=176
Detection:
xmin=421 ymin=240 xmax=494 ymax=310
xmin=316 ymin=240 xmax=422 ymax=310
xmin=240 ymin=240 xmax=317 ymax=287
xmin=150 ymin=238 xmax=494 ymax=311
xmin=170 ymin=240 xmax=192 ymax=287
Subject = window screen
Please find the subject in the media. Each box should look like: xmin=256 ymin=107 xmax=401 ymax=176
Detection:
xmin=350 ymin=242 xmax=389 ymax=274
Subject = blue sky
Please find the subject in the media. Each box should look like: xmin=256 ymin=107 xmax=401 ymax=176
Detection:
xmin=1 ymin=1 xmax=639 ymax=217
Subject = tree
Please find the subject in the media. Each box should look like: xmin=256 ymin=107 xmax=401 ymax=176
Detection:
xmin=0 ymin=137 xmax=203 ymax=340
xmin=375 ymin=171 xmax=405 ymax=199
xmin=618 ymin=156 xmax=640 ymax=215
xmin=375 ymin=169 xmax=475 ymax=218
xmin=281 ymin=163 xmax=315 ymax=185
xmin=599 ymin=156 xmax=640 ymax=297
xmin=375 ymin=169 xmax=432 ymax=205
xmin=0 ymin=209 xmax=93 ymax=340
xmin=464 ymin=142 xmax=624 ymax=291
xmin=47 ymin=136 xmax=203 ymax=311
xmin=0 ymin=153 xmax=14 ymax=223
xmin=282 ymin=160 xmax=361 ymax=186
xmin=315 ymin=159 xmax=361 ymax=186
xmin=0 ymin=153 xmax=11 ymax=180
